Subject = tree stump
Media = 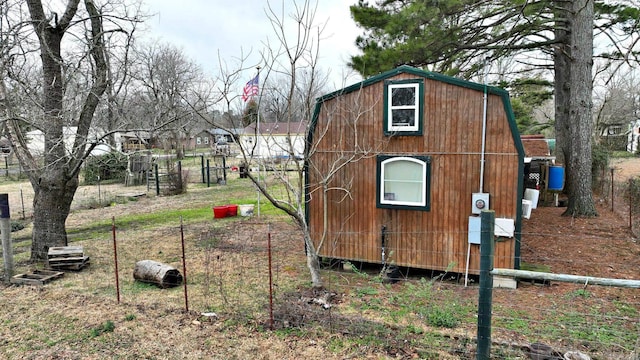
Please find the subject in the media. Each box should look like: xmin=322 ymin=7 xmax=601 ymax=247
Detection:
xmin=133 ymin=260 xmax=183 ymax=288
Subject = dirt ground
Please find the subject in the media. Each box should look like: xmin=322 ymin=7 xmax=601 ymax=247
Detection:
xmin=521 ymin=157 xmax=640 ymax=281
xmin=610 ymin=157 xmax=640 ymax=180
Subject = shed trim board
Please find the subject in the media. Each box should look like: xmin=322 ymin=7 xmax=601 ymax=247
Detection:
xmin=305 ymin=65 xmax=525 ymax=273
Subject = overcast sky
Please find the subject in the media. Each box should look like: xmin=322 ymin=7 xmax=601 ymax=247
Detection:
xmin=141 ymin=0 xmax=363 ymax=93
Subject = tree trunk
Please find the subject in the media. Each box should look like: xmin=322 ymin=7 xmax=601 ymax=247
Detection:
xmin=563 ymin=0 xmax=597 ymax=217
xmin=133 ymin=260 xmax=183 ymax=288
xmin=553 ymin=1 xmax=571 ymax=177
xmin=26 ymin=1 xmax=79 ymax=261
xmin=23 ymin=0 xmax=109 ymax=261
xmin=554 ymin=0 xmax=596 ymax=217
xmin=30 ymin=173 xmax=78 ymax=261
xmin=304 ymin=231 xmax=323 ymax=289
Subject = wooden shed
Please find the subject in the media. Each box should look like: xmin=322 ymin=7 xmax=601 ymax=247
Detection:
xmin=305 ymin=66 xmax=524 ymax=274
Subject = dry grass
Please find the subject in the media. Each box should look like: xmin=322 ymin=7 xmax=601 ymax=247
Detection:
xmin=0 ymin=165 xmax=638 ymax=359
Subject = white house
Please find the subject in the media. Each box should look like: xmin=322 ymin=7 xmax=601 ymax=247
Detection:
xmin=240 ymin=121 xmax=307 ymax=160
xmin=26 ymin=127 xmax=119 ymax=157
xmin=628 ymin=120 xmax=640 ymax=153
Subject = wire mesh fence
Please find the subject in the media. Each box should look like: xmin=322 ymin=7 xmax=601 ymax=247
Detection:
xmin=1 ymin=162 xmax=639 ymax=358
xmin=45 ymin=213 xmax=637 ymax=359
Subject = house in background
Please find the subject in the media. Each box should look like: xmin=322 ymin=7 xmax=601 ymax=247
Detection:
xmin=210 ymin=128 xmax=243 ymax=144
xmin=188 ymin=129 xmax=213 ymax=150
xmin=178 ymin=128 xmax=243 ymax=154
xmin=598 ymin=121 xmax=628 ymax=151
xmin=240 ymin=122 xmax=306 ymax=160
xmin=26 ymin=127 xmax=117 ymax=156
xmin=120 ymin=131 xmax=153 ymax=152
xmin=306 ymin=65 xmax=524 ymax=275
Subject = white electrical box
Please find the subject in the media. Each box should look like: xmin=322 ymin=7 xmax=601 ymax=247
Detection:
xmin=494 ymin=218 xmax=515 ymax=238
xmin=471 ymin=193 xmax=490 ymax=214
xmin=468 ymin=216 xmax=481 ymax=244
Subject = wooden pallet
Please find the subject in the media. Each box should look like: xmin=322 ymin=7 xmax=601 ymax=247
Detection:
xmin=11 ymin=269 xmax=64 ymax=285
xmin=47 ymin=246 xmax=90 ymax=271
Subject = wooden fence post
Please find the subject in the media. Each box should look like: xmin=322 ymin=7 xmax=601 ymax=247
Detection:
xmin=477 ymin=210 xmax=495 ymax=360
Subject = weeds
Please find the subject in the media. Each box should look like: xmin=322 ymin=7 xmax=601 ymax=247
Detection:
xmin=568 ymin=289 xmax=591 ymax=298
xmin=90 ymin=320 xmax=115 ymax=338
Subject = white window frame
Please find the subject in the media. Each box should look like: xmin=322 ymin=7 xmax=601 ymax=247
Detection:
xmin=378 ymin=156 xmax=430 ymax=209
xmin=196 ymin=137 xmax=202 ymax=145
xmin=204 ymin=136 xmax=209 ymax=144
xmin=387 ymin=83 xmax=420 ymax=133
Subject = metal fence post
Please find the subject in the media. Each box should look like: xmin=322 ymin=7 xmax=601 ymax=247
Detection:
xmin=201 ymin=155 xmax=205 ymax=183
xmin=206 ymin=159 xmax=211 ymax=187
xmin=477 ymin=210 xmax=495 ymax=360
xmin=155 ymin=163 xmax=160 ymax=196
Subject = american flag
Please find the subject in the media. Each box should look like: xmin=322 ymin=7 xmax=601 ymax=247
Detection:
xmin=242 ymin=74 xmax=259 ymax=102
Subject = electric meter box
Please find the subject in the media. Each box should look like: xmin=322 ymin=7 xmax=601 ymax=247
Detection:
xmin=471 ymin=193 xmax=490 ymax=214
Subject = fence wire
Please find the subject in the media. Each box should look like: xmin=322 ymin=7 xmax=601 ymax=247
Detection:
xmin=47 ymin=215 xmax=637 ymax=359
xmin=1 ymin=168 xmax=639 ymax=359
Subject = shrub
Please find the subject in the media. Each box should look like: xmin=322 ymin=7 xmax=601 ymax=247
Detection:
xmin=10 ymin=221 xmax=25 ymax=232
xmin=626 ymin=177 xmax=640 ymax=215
xmin=591 ymin=144 xmax=610 ymax=191
xmin=83 ymin=152 xmax=128 ymax=185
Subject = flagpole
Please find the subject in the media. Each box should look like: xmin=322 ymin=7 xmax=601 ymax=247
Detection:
xmin=256 ymin=66 xmax=261 ymax=217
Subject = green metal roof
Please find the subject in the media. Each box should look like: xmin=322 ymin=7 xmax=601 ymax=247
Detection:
xmin=315 ymin=65 xmax=510 ymax=103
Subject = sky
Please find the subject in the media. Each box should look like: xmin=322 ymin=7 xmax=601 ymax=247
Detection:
xmin=141 ymin=0 xmax=364 ymax=94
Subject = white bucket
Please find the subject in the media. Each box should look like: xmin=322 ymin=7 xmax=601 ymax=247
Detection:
xmin=239 ymin=204 xmax=254 ymax=216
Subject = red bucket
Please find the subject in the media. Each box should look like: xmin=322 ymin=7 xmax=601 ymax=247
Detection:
xmin=226 ymin=204 xmax=238 ymax=217
xmin=213 ymin=206 xmax=228 ymax=219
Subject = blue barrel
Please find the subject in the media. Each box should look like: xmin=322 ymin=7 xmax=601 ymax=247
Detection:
xmin=548 ymin=166 xmax=564 ymax=191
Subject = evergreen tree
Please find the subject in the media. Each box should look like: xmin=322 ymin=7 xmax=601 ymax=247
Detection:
xmin=350 ymin=0 xmax=640 ymax=217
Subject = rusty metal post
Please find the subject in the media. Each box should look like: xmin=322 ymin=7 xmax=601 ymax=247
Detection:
xmin=180 ymin=217 xmax=189 ymax=312
xmin=112 ymin=217 xmax=120 ymax=304
xmin=611 ymin=168 xmax=615 ymax=212
xmin=630 ymin=179 xmax=634 ymax=231
xmin=268 ymin=223 xmax=274 ymax=330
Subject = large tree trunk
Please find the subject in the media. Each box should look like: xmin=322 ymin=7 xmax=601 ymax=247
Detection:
xmin=23 ymin=0 xmax=108 ymax=261
xmin=564 ymin=0 xmax=597 ymax=217
xmin=554 ymin=1 xmax=571 ymax=185
xmin=25 ymin=0 xmax=79 ymax=261
xmin=554 ymin=0 xmax=596 ymax=217
xmin=30 ymin=174 xmax=78 ymax=261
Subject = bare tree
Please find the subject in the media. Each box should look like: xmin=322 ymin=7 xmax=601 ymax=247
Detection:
xmin=129 ymin=41 xmax=214 ymax=157
xmin=0 ymin=0 xmax=141 ymax=261
xmin=594 ymin=67 xmax=640 ymax=142
xmin=210 ymin=0 xmax=381 ymax=289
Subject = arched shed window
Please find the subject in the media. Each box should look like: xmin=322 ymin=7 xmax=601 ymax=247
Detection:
xmin=377 ymin=155 xmax=431 ymax=210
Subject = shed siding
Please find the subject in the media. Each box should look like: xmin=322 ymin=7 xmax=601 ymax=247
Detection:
xmin=308 ymin=71 xmax=520 ymax=273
